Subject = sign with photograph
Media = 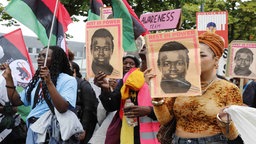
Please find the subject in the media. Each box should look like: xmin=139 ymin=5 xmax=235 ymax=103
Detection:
xmin=85 ymin=19 xmax=124 ymax=79
xmin=226 ymin=40 xmax=256 ymax=79
xmin=217 ymin=48 xmax=229 ymax=77
xmin=100 ymin=7 xmax=113 ymax=20
xmin=145 ymin=30 xmax=201 ymax=98
xmin=196 ymin=11 xmax=228 ymax=48
xmin=140 ymin=9 xmax=181 ymax=31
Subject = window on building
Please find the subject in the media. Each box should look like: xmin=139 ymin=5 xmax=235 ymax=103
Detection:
xmin=36 ymin=48 xmax=41 ymax=53
xmin=28 ymin=47 xmax=33 ymax=53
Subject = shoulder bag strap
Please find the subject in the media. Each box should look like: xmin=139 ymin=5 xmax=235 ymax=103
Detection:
xmin=32 ymin=82 xmax=41 ymax=109
xmin=44 ymin=94 xmax=55 ymax=115
xmin=42 ymin=81 xmax=55 ymax=115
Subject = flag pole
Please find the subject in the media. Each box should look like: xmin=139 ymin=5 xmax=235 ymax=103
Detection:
xmin=44 ymin=0 xmax=59 ymax=67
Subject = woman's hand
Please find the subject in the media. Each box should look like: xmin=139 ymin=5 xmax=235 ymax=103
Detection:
xmin=94 ymin=71 xmax=109 ymax=90
xmin=217 ymin=107 xmax=231 ymax=124
xmin=39 ymin=66 xmax=51 ymax=84
xmin=124 ymin=105 xmax=151 ymax=118
xmin=109 ymin=78 xmax=118 ymax=91
xmin=76 ymin=131 xmax=86 ymax=141
xmin=143 ymin=68 xmax=156 ymax=84
xmin=0 ymin=63 xmax=12 ymax=81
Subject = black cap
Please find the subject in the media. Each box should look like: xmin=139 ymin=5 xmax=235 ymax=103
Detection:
xmin=123 ymin=55 xmax=141 ymax=68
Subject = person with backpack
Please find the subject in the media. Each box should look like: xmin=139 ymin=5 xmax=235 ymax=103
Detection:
xmin=71 ymin=61 xmax=99 ymax=143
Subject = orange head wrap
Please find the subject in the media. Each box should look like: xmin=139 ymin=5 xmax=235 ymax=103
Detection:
xmin=198 ymin=32 xmax=224 ymax=57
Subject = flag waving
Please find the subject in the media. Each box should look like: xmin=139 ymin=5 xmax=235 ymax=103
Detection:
xmin=111 ymin=0 xmax=137 ymax=52
xmin=0 ymin=29 xmax=34 ymax=82
xmin=5 ymin=0 xmax=72 ymax=52
xmin=88 ymin=0 xmax=104 ymax=21
xmin=122 ymin=0 xmax=148 ymax=39
xmin=0 ymin=28 xmax=34 ymax=122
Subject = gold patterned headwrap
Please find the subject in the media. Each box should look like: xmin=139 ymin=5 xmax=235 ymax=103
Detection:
xmin=198 ymin=32 xmax=225 ymax=57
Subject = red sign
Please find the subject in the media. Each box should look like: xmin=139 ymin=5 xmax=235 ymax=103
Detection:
xmin=196 ymin=11 xmax=228 ymax=48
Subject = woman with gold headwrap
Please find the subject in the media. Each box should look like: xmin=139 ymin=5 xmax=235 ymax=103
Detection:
xmin=146 ymin=32 xmax=243 ymax=144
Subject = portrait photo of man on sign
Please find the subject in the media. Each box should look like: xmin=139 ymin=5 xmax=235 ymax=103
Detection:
xmin=145 ymin=30 xmax=201 ymax=98
xmin=233 ymin=48 xmax=256 ymax=77
xmin=86 ymin=19 xmax=123 ymax=79
xmin=157 ymin=41 xmax=192 ymax=93
xmin=226 ymin=41 xmax=256 ymax=79
xmin=90 ymin=28 xmax=119 ymax=76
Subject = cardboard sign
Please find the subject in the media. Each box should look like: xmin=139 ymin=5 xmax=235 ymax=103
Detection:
xmin=217 ymin=48 xmax=229 ymax=77
xmin=140 ymin=9 xmax=181 ymax=31
xmin=196 ymin=11 xmax=228 ymax=48
xmin=86 ymin=19 xmax=124 ymax=79
xmin=226 ymin=40 xmax=256 ymax=79
xmin=100 ymin=7 xmax=113 ymax=20
xmin=145 ymin=30 xmax=201 ymax=98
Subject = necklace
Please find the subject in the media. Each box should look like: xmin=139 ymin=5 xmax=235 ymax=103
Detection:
xmin=201 ymin=77 xmax=218 ymax=95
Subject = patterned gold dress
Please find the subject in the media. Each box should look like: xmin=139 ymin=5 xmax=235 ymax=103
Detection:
xmin=154 ymin=79 xmax=243 ymax=140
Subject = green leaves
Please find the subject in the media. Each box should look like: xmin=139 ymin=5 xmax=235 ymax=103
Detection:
xmin=1 ymin=0 xmax=255 ymax=41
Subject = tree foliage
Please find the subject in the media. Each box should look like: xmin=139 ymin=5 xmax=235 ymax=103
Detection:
xmin=0 ymin=0 xmax=255 ymax=41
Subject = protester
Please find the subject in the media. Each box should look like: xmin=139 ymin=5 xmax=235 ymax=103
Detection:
xmin=241 ymin=78 xmax=256 ymax=108
xmin=71 ymin=61 xmax=83 ymax=78
xmin=68 ymin=48 xmax=75 ymax=62
xmin=70 ymin=61 xmax=98 ymax=144
xmin=229 ymin=68 xmax=256 ymax=108
xmin=0 ymin=71 xmax=26 ymax=143
xmin=88 ymin=78 xmax=119 ymax=144
xmin=147 ymin=32 xmax=243 ymax=144
xmin=0 ymin=46 xmax=84 ymax=143
xmin=94 ymin=55 xmax=160 ymax=144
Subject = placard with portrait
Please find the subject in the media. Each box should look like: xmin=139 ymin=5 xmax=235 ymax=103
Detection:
xmin=145 ymin=30 xmax=201 ymax=97
xmin=100 ymin=7 xmax=113 ymax=20
xmin=226 ymin=40 xmax=256 ymax=79
xmin=86 ymin=19 xmax=124 ymax=79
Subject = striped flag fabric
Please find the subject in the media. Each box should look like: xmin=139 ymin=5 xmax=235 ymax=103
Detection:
xmin=87 ymin=0 xmax=104 ymax=21
xmin=0 ymin=28 xmax=34 ymax=122
xmin=111 ymin=0 xmax=137 ymax=52
xmin=5 ymin=0 xmax=73 ymax=52
xmin=122 ymin=0 xmax=148 ymax=39
xmin=0 ymin=29 xmax=34 ymax=75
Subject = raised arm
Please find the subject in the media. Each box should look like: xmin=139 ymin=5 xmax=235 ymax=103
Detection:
xmin=0 ymin=63 xmax=23 ymax=106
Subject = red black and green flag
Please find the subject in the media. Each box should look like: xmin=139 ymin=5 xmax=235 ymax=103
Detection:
xmin=0 ymin=28 xmax=34 ymax=80
xmin=0 ymin=29 xmax=34 ymax=122
xmin=111 ymin=0 xmax=137 ymax=52
xmin=122 ymin=0 xmax=148 ymax=39
xmin=5 ymin=0 xmax=72 ymax=52
xmin=87 ymin=0 xmax=104 ymax=21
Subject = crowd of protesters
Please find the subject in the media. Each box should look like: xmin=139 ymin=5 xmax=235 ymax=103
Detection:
xmin=1 ymin=32 xmax=256 ymax=144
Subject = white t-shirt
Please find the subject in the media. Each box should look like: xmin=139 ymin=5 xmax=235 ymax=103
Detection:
xmin=0 ymin=71 xmax=12 ymax=142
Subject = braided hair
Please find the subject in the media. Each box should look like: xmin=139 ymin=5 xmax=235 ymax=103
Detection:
xmin=26 ymin=46 xmax=72 ymax=102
